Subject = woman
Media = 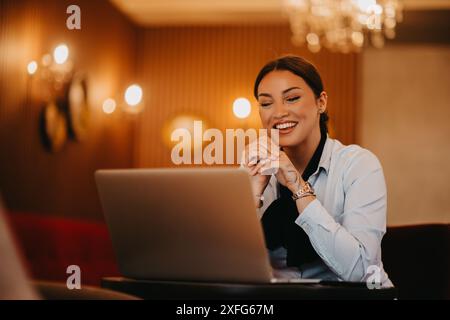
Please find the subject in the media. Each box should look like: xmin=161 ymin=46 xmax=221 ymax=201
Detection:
xmin=242 ymin=55 xmax=392 ymax=287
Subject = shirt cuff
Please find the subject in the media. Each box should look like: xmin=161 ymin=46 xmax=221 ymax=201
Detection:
xmin=295 ymin=199 xmax=338 ymax=233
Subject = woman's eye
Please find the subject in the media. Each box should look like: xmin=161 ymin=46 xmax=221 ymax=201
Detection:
xmin=286 ymin=96 xmax=300 ymax=103
xmin=259 ymin=102 xmax=272 ymax=107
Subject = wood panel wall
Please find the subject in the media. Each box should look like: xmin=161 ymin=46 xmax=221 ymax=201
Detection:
xmin=136 ymin=25 xmax=358 ymax=168
xmin=0 ymin=0 xmax=138 ymax=219
xmin=0 ymin=2 xmax=359 ymax=219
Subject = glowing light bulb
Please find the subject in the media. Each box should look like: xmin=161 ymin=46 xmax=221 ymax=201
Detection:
xmin=53 ymin=44 xmax=69 ymax=64
xmin=306 ymin=32 xmax=319 ymax=46
xmin=27 ymin=61 xmax=38 ymax=75
xmin=102 ymin=98 xmax=116 ymax=114
xmin=233 ymin=97 xmax=251 ymax=119
xmin=124 ymin=84 xmax=143 ymax=106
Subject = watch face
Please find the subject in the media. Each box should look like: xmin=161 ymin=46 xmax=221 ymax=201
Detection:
xmin=67 ymin=74 xmax=89 ymax=141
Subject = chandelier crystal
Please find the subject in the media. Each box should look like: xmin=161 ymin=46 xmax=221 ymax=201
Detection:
xmin=284 ymin=0 xmax=403 ymax=53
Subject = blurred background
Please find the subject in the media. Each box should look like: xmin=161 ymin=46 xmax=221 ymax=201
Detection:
xmin=0 ymin=0 xmax=449 ymax=228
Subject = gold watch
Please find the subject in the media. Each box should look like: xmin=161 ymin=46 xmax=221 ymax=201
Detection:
xmin=292 ymin=181 xmax=315 ymax=201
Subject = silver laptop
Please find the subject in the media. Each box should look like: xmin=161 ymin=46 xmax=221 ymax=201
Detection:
xmin=95 ymin=168 xmax=318 ymax=284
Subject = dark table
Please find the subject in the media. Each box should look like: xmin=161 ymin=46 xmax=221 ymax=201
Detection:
xmin=101 ymin=277 xmax=397 ymax=300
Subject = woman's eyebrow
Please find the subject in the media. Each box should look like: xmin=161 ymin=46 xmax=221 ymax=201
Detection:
xmin=258 ymin=87 xmax=302 ymax=98
xmin=282 ymin=87 xmax=302 ymax=94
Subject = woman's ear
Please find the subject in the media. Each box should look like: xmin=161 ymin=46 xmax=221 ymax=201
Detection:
xmin=317 ymin=91 xmax=328 ymax=114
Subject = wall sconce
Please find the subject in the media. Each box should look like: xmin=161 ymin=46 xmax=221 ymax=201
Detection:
xmin=28 ymin=43 xmax=145 ymax=152
xmin=162 ymin=114 xmax=208 ymax=153
xmin=53 ymin=44 xmax=69 ymax=64
xmin=101 ymin=84 xmax=144 ymax=115
xmin=27 ymin=61 xmax=38 ymax=75
xmin=102 ymin=98 xmax=117 ymax=115
xmin=28 ymin=43 xmax=73 ymax=88
xmin=123 ymin=84 xmax=144 ymax=114
xmin=28 ymin=43 xmax=89 ymax=152
xmin=233 ymin=97 xmax=251 ymax=119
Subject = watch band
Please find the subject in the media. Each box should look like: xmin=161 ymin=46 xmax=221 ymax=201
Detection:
xmin=292 ymin=181 xmax=315 ymax=201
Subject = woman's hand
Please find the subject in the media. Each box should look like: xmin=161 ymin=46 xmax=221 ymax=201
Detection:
xmin=273 ymin=151 xmax=316 ymax=214
xmin=274 ymin=151 xmax=303 ymax=193
xmin=242 ymin=141 xmax=315 ymax=214
xmin=241 ymin=145 xmax=271 ymax=207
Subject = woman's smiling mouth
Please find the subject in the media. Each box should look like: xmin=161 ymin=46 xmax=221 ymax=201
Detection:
xmin=273 ymin=121 xmax=298 ymax=134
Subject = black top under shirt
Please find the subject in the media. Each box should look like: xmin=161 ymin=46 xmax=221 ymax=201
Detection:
xmin=261 ymin=128 xmax=327 ymax=268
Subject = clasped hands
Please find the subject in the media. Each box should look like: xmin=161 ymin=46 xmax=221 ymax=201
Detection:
xmin=241 ymin=137 xmax=305 ymax=207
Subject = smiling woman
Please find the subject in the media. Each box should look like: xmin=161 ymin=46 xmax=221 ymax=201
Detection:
xmin=254 ymin=57 xmax=329 ymax=148
xmin=241 ymin=55 xmax=393 ymax=287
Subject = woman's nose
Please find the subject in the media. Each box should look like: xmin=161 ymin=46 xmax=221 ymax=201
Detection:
xmin=272 ymin=101 xmax=289 ymax=119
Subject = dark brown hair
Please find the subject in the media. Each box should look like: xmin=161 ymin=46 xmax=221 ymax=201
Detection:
xmin=254 ymin=55 xmax=329 ymax=134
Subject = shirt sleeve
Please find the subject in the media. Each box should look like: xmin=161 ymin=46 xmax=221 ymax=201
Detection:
xmin=295 ymin=150 xmax=387 ymax=282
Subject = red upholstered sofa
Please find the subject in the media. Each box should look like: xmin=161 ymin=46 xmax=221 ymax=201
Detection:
xmin=7 ymin=212 xmax=120 ymax=287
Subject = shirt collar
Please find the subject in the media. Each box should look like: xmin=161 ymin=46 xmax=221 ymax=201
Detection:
xmin=317 ymin=135 xmax=333 ymax=175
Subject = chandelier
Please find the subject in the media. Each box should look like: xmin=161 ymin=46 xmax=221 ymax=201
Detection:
xmin=284 ymin=0 xmax=403 ymax=53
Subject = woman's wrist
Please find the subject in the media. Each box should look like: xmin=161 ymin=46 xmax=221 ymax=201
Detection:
xmin=295 ymin=194 xmax=316 ymax=214
xmin=252 ymin=182 xmax=267 ymax=199
xmin=290 ymin=176 xmax=316 ymax=214
xmin=287 ymin=174 xmax=305 ymax=194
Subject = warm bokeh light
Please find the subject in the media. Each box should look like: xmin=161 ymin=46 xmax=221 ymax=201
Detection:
xmin=124 ymin=84 xmax=143 ymax=106
xmin=162 ymin=115 xmax=207 ymax=150
xmin=53 ymin=44 xmax=69 ymax=64
xmin=27 ymin=61 xmax=38 ymax=75
xmin=356 ymin=0 xmax=377 ymax=13
xmin=102 ymin=98 xmax=116 ymax=114
xmin=41 ymin=54 xmax=52 ymax=67
xmin=233 ymin=97 xmax=251 ymax=119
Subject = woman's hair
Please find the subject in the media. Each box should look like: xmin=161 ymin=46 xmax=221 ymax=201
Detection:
xmin=254 ymin=55 xmax=329 ymax=134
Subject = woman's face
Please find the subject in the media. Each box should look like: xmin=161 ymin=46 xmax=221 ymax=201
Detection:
xmin=257 ymin=70 xmax=326 ymax=147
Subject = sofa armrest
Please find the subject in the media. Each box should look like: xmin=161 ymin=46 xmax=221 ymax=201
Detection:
xmin=382 ymin=224 xmax=450 ymax=299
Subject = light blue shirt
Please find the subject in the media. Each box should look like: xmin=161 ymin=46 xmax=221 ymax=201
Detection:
xmin=258 ymin=137 xmax=393 ymax=287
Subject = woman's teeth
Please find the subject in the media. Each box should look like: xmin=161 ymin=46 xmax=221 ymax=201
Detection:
xmin=275 ymin=122 xmax=297 ymax=129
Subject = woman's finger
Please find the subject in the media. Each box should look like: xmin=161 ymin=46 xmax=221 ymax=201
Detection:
xmin=250 ymin=159 xmax=268 ymax=176
xmin=241 ymin=143 xmax=259 ymax=166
